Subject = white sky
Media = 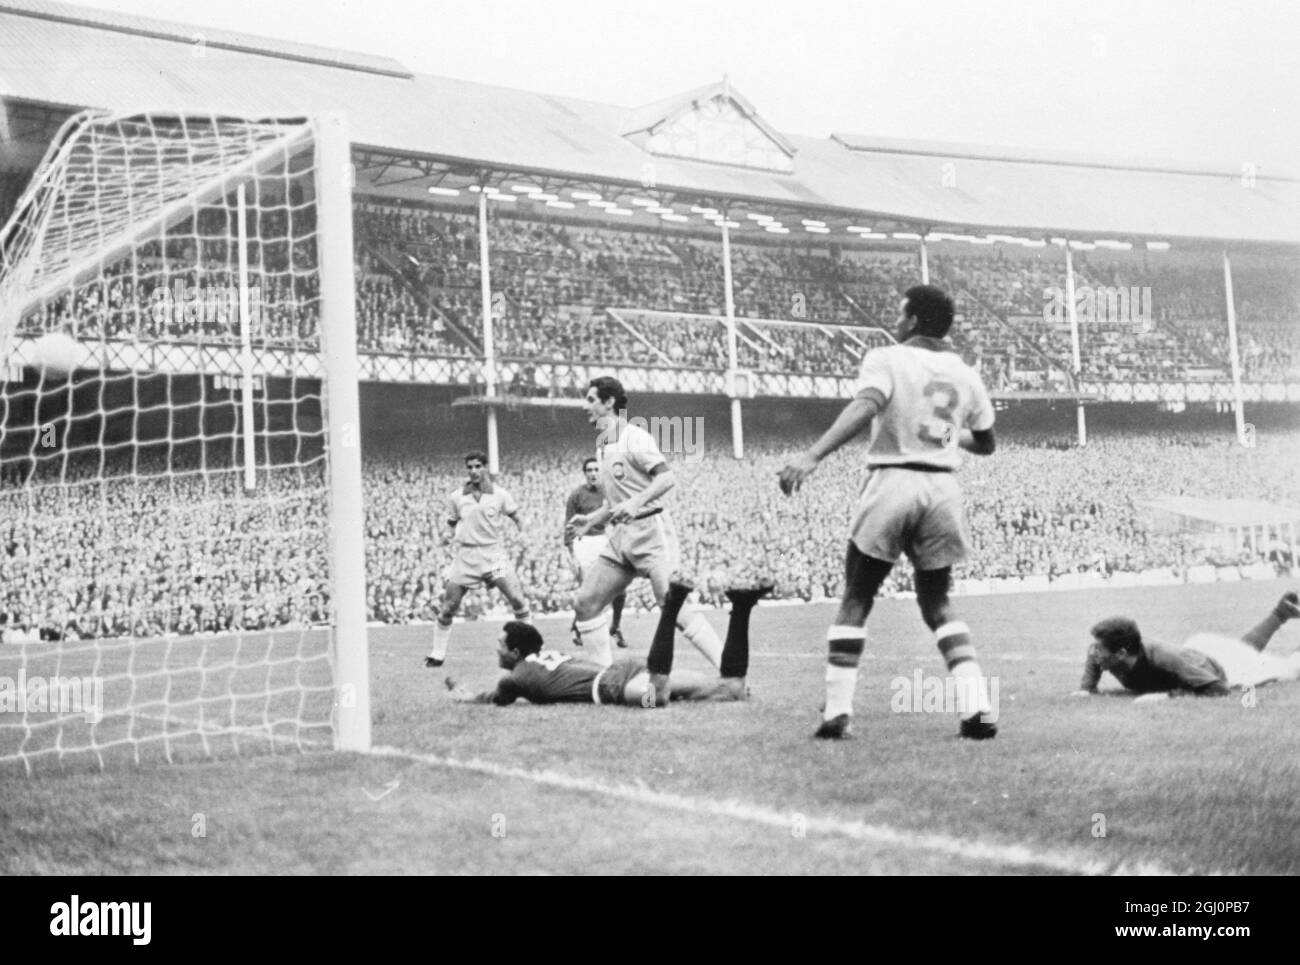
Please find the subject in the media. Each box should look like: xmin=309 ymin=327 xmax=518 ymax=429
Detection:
xmin=56 ymin=0 xmax=1300 ymax=172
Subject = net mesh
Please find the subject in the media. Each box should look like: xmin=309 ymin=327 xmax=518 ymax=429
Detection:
xmin=0 ymin=112 xmax=340 ymax=772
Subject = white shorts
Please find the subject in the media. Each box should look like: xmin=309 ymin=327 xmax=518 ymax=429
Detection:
xmin=1183 ymin=633 xmax=1300 ymax=689
xmin=600 ymin=513 xmax=680 ymax=579
xmin=849 ymin=467 xmax=970 ymax=570
xmin=446 ymin=544 xmax=515 ymax=589
xmin=572 ymin=534 xmax=609 ymax=577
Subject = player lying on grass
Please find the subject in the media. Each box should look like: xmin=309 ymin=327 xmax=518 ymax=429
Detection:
xmin=1071 ymin=591 xmax=1300 ymax=702
xmin=445 ymin=581 xmax=772 ymax=707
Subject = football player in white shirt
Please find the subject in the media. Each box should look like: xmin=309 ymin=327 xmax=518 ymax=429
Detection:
xmin=567 ymin=376 xmax=726 ymax=673
xmin=424 ymin=450 xmax=531 ymax=669
xmin=779 ymin=286 xmax=999 ymax=741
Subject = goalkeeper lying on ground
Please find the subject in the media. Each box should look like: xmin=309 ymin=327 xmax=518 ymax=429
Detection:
xmin=1071 ymin=590 xmax=1300 ymax=702
xmin=445 ymin=580 xmax=772 ymax=708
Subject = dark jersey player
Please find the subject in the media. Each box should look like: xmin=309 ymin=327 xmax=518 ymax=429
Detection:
xmin=446 ymin=582 xmax=771 ymax=708
xmin=1072 ymin=590 xmax=1300 ymax=702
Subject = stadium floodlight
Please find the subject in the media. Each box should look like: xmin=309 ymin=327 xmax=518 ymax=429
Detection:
xmin=805 ymin=225 xmax=830 ymax=234
xmin=511 ymin=183 xmax=541 ymax=193
xmin=746 ymin=212 xmax=773 ymax=222
xmin=846 ymin=225 xmax=874 ymax=233
xmin=427 ymin=186 xmax=461 ymax=197
xmin=546 ymin=200 xmax=576 ymax=209
xmin=629 ymin=197 xmax=657 ymax=207
xmin=661 ymin=213 xmax=689 ymax=222
xmin=801 ymin=219 xmax=827 ymax=228
xmin=0 ymin=109 xmax=371 ymax=770
xmin=764 ymin=225 xmax=790 ymax=234
xmin=893 ymin=231 xmax=922 ymax=241
xmin=570 ymin=190 xmax=603 ymax=201
xmin=587 ymin=200 xmax=616 ymax=208
xmin=857 ymin=232 xmax=888 ymax=239
xmin=1146 ymin=240 xmax=1172 ymax=251
xmin=607 ymin=207 xmax=634 ymax=215
xmin=487 ymin=193 xmax=517 ymax=203
xmin=646 ymin=205 xmax=673 ymax=215
xmin=467 ymin=184 xmax=483 ymax=192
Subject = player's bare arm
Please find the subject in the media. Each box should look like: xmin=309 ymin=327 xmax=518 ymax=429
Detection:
xmin=778 ymin=396 xmax=880 ymax=495
xmin=567 ymin=504 xmax=613 ymax=540
xmin=610 ymin=464 xmax=674 ymax=523
xmin=445 ymin=675 xmax=517 ymax=705
xmin=444 ymin=676 xmax=492 ymax=703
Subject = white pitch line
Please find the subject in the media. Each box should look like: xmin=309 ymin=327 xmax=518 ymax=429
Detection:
xmin=371 ymin=744 xmax=1182 ymax=876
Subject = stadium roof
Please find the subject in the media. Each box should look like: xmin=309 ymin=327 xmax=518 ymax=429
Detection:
xmin=2 ymin=0 xmax=1299 ymax=246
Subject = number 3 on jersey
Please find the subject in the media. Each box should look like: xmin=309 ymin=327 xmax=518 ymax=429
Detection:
xmin=918 ymin=380 xmax=959 ymax=448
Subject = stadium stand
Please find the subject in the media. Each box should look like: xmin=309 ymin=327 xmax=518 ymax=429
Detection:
xmin=16 ymin=196 xmax=1298 ymax=383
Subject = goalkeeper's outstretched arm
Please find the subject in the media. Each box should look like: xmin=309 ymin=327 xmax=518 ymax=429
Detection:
xmin=445 ymin=676 xmax=519 ymax=706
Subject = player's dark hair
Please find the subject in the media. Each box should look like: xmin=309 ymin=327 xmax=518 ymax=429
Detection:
xmin=582 ymin=457 xmax=598 ymax=471
xmin=903 ymin=285 xmax=956 ymax=337
xmin=503 ymin=620 xmax=544 ymax=657
xmin=1091 ymin=617 xmax=1142 ymax=654
xmin=588 ymin=375 xmax=628 ymax=413
xmin=464 ymin=450 xmax=489 ymax=467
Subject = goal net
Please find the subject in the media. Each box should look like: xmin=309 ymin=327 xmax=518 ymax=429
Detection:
xmin=0 ymin=110 xmax=370 ymax=772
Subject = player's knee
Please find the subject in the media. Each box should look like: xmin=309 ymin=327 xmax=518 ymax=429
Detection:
xmin=574 ymin=590 xmax=602 ymax=622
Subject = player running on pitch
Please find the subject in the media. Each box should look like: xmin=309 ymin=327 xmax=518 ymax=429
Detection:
xmin=778 ymin=285 xmax=998 ymax=741
xmin=445 ymin=581 xmax=771 ymax=707
xmin=566 ymin=376 xmax=725 ymax=670
xmin=564 ymin=457 xmax=627 ymax=650
xmin=424 ymin=450 xmax=532 ymax=668
xmin=1072 ymin=590 xmax=1300 ymax=701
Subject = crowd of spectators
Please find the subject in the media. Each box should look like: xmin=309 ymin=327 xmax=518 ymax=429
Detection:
xmin=2 ymin=425 xmax=1295 ymax=641
xmin=16 ymin=196 xmax=1299 ymax=386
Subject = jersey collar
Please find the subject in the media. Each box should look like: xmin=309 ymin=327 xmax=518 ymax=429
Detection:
xmin=463 ymin=478 xmax=495 ymax=496
xmin=903 ymin=334 xmax=958 ymax=354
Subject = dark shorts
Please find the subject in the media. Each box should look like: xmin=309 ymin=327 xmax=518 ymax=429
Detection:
xmin=595 ymin=658 xmax=649 ymax=706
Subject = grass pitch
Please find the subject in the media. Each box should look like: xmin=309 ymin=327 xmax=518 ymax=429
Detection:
xmin=2 ymin=578 xmax=1298 ymax=875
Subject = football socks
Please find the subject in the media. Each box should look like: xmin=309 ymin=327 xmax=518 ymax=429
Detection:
xmin=824 ymin=624 xmax=866 ymax=720
xmin=576 ymin=614 xmax=613 ymax=667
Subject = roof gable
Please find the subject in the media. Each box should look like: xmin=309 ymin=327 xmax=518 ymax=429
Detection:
xmin=621 ymin=81 xmax=796 ymax=174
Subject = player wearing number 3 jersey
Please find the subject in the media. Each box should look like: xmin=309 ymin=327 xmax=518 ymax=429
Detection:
xmin=778 ymin=285 xmax=999 ymax=742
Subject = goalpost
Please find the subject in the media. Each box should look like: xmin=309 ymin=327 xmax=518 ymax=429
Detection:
xmin=0 ymin=110 xmax=370 ymax=772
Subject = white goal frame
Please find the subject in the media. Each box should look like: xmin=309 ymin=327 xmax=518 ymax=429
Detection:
xmin=0 ymin=108 xmax=371 ymax=757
